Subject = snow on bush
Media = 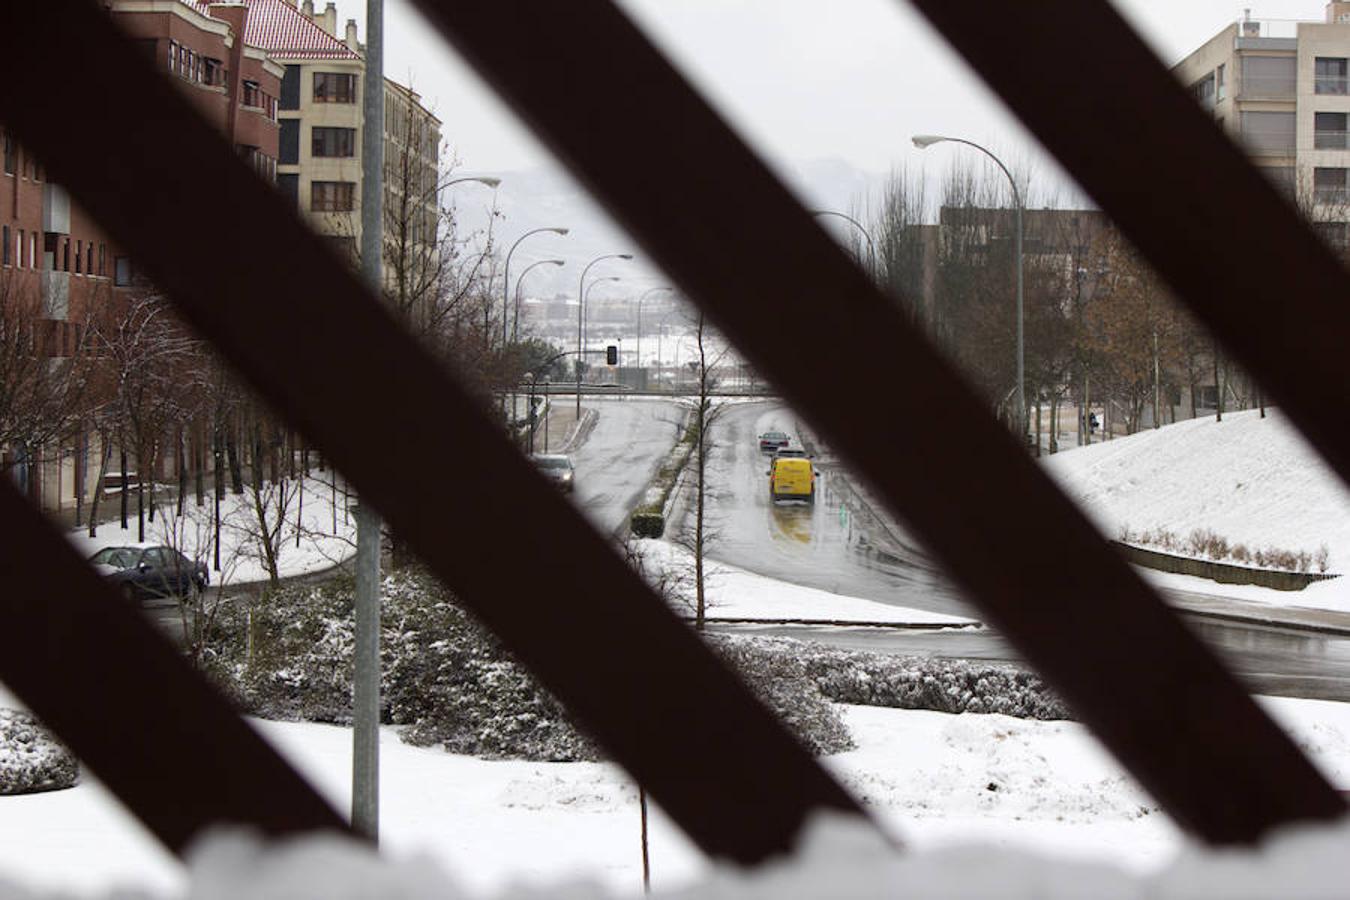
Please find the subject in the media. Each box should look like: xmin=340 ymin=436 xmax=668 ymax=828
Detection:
xmin=205 ymin=567 xmax=852 ymax=760
xmin=728 ymin=636 xmax=1071 ymax=721
xmin=0 ymin=710 xmax=78 ymax=795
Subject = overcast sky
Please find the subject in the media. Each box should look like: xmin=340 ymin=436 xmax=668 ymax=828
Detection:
xmin=319 ymin=0 xmax=1332 ymax=180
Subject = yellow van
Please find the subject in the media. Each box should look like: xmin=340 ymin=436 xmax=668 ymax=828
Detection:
xmin=768 ymin=456 xmax=816 ymax=504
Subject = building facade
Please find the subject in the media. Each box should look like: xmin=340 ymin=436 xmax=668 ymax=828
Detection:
xmin=3 ymin=0 xmax=282 ymax=514
xmin=1174 ymin=3 xmax=1350 ymax=244
xmin=244 ymin=0 xmax=441 ymax=271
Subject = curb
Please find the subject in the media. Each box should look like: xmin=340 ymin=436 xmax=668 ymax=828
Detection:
xmin=693 ymin=616 xmax=980 ymax=630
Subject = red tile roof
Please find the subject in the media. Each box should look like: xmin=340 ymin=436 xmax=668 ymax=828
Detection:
xmin=239 ymin=0 xmax=361 ymax=60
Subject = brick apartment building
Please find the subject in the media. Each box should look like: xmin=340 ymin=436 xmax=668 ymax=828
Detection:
xmin=1 ymin=0 xmax=281 ymax=513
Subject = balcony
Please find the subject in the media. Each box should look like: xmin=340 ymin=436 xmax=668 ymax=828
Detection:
xmin=39 ymin=269 xmax=68 ymax=319
xmin=41 ymin=183 xmax=69 ymax=234
xmin=1237 ymin=73 xmax=1296 ymax=100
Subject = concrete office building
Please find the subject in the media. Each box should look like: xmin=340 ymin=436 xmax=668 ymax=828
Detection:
xmin=1174 ymin=3 xmax=1350 ymax=245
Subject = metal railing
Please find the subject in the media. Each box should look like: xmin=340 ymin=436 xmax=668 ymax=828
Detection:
xmin=0 ymin=0 xmax=1347 ymax=874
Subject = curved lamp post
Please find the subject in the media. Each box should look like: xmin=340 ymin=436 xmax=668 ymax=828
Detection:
xmin=577 ymin=253 xmax=633 ymax=415
xmin=810 ymin=210 xmax=877 ymax=277
xmin=913 ymin=133 xmax=1026 ymax=448
xmin=503 ymin=227 xmax=569 ymax=351
xmin=636 ymin=286 xmax=675 ymax=377
xmin=512 ymin=258 xmax=565 ymax=342
xmin=445 ymin=175 xmax=502 ymax=189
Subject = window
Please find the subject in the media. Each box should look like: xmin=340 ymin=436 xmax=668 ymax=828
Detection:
xmin=325 ymin=235 xmax=357 ymax=263
xmin=1316 ymin=112 xmax=1348 ymax=149
xmin=278 ymin=173 xmax=300 ymax=208
xmin=74 ymin=239 xmax=82 ymax=274
xmin=30 ymin=233 xmax=37 ymax=269
xmin=313 ymin=72 xmax=358 ymax=103
xmin=168 ymin=40 xmax=177 ymax=74
xmin=1240 ymin=110 xmax=1295 ymax=153
xmin=242 ymin=80 xmax=260 ymax=108
xmin=2 ymin=131 xmax=13 ymax=175
xmin=279 ymin=119 xmax=300 ymax=164
xmin=312 ymin=126 xmax=356 ymax=158
xmin=113 ymin=256 xmax=131 ymax=286
xmin=281 ymin=65 xmax=301 ymax=109
xmin=203 ymin=57 xmax=223 ymax=86
xmin=2 ymin=226 xmax=10 ymax=266
xmin=18 ymin=229 xmax=24 ymax=267
xmin=1191 ymin=73 xmax=1216 ymax=110
xmin=98 ymin=243 xmax=105 ymax=276
xmin=1316 ymin=56 xmax=1349 ymax=95
xmin=1240 ymin=55 xmax=1296 ymax=97
xmin=86 ymin=242 xmax=93 ymax=276
xmin=311 ymin=181 xmax=355 ymax=212
xmin=1315 ymin=166 xmax=1349 ymax=204
xmin=1216 ymin=63 xmax=1226 ymax=101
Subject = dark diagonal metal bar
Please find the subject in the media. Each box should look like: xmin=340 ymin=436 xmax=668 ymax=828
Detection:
xmin=406 ymin=0 xmax=1344 ymax=842
xmin=0 ymin=5 xmax=864 ymax=864
xmin=907 ymin=1 xmax=1350 ymax=488
xmin=0 ymin=482 xmax=348 ymax=852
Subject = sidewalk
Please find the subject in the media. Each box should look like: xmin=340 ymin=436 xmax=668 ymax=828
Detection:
xmin=532 ymin=400 xmax=594 ymax=454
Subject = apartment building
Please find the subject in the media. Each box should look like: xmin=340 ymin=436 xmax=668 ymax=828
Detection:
xmin=1174 ymin=2 xmax=1350 ymax=245
xmin=244 ymin=0 xmax=441 ymax=270
xmin=3 ymin=0 xmax=282 ymax=512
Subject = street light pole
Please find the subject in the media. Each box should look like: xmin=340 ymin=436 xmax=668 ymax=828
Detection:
xmin=445 ymin=175 xmax=502 ymax=190
xmin=576 ymin=253 xmax=633 ymax=417
xmin=512 ymin=258 xmax=565 ymax=343
xmin=912 ymin=134 xmax=1026 ymax=448
xmin=636 ymin=286 xmax=674 ymax=388
xmin=503 ymin=227 xmax=569 ymax=352
xmin=810 ymin=210 xmax=877 ymax=277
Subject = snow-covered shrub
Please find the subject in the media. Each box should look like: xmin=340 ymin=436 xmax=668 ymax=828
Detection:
xmin=716 ymin=636 xmax=1071 ymax=721
xmin=206 ymin=566 xmax=853 ymax=760
xmin=0 ymin=710 xmax=78 ymax=795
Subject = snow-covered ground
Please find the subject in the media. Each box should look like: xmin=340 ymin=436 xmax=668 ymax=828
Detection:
xmin=65 ymin=474 xmax=358 ymax=586
xmin=4 ymin=693 xmax=1350 ymax=897
xmin=633 ymin=538 xmax=973 ymax=626
xmin=1043 ymin=409 xmax=1350 ymax=612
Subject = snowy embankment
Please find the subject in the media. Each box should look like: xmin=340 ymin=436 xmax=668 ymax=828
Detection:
xmin=4 ymin=695 xmax=1350 ymax=897
xmin=65 ymin=474 xmax=358 ymax=586
xmin=633 ymin=538 xmax=973 ymax=626
xmin=1043 ymin=409 xmax=1350 ymax=608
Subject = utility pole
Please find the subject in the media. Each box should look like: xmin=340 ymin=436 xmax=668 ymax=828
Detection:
xmin=353 ymin=0 xmax=383 ymax=844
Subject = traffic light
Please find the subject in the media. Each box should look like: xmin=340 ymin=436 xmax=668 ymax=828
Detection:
xmin=606 ymin=344 xmax=618 ymax=365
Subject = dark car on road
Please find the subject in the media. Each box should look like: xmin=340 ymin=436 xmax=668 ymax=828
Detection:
xmin=532 ymin=453 xmax=576 ymax=493
xmin=758 ymin=431 xmax=790 ymax=453
xmin=89 ymin=545 xmax=209 ymax=602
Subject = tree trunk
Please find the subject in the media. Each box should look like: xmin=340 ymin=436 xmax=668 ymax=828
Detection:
xmin=119 ymin=443 xmax=129 ymax=529
xmin=194 ymin=419 xmax=205 ymax=507
xmin=87 ymin=438 xmax=112 ymax=538
xmin=1033 ymin=398 xmax=1041 ymax=458
xmin=227 ymin=424 xmax=244 ymax=495
xmin=1213 ymin=341 xmax=1223 ymax=422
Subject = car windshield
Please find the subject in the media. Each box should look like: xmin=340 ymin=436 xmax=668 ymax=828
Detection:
xmin=535 ymin=456 xmax=572 ymax=470
xmin=90 ymin=547 xmax=140 ymax=569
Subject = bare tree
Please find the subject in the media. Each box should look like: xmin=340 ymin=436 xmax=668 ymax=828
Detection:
xmin=683 ymin=311 xmax=730 ymax=630
xmin=0 ymin=268 xmax=94 ymax=483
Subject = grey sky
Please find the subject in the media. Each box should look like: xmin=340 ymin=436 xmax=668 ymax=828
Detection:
xmin=322 ymin=0 xmax=1331 ymax=177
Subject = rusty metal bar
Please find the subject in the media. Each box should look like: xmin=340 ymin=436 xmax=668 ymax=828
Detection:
xmin=0 ymin=4 xmax=864 ymax=864
xmin=907 ymin=0 xmax=1350 ymax=488
xmin=404 ymin=0 xmax=1345 ymax=842
xmin=0 ymin=482 xmax=348 ymax=852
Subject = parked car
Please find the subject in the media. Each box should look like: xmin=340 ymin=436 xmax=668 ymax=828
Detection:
xmin=758 ymin=430 xmax=791 ymax=453
xmin=89 ymin=545 xmax=209 ymax=602
xmin=772 ymin=446 xmax=808 ymax=459
xmin=767 ymin=456 xmax=816 ymax=504
xmin=532 ymin=453 xmax=576 ymax=493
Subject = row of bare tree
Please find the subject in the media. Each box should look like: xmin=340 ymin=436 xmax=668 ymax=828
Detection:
xmin=872 ymin=160 xmax=1267 ymax=451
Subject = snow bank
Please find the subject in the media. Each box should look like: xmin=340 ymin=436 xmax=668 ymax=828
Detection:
xmin=9 ymin=810 xmax=1350 ymax=899
xmin=634 ymin=539 xmax=973 ymax=626
xmin=1042 ymin=409 xmax=1350 ymax=573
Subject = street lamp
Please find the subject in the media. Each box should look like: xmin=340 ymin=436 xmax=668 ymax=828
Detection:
xmin=810 ymin=210 xmax=877 ymax=277
xmin=584 ymin=276 xmax=622 ymax=382
xmin=577 ymin=253 xmax=633 ymax=415
xmin=503 ymin=227 xmax=569 ymax=351
xmin=913 ymin=133 xmax=1026 ymax=447
xmin=513 ymin=258 xmax=565 ymax=342
xmin=636 ymin=286 xmax=675 ymax=384
xmin=445 ymin=175 xmax=502 ymax=189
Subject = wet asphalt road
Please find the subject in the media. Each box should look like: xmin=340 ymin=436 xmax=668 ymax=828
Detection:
xmin=675 ymin=401 xmax=1350 ymax=702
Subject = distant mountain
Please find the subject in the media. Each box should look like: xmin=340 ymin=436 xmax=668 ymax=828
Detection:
xmin=451 ymin=157 xmax=886 ymax=300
